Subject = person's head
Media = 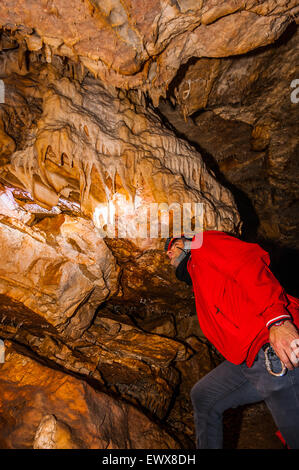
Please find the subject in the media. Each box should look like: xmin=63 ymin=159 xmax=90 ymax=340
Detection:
xmin=165 ymin=236 xmax=192 ymax=267
xmin=165 ymin=236 xmax=193 ymax=285
xmin=166 ymin=238 xmax=185 ymax=267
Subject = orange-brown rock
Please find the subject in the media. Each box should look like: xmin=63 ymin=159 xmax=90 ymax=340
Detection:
xmin=159 ymin=24 xmax=299 ymax=252
xmin=0 ymin=63 xmax=240 ymax=236
xmin=0 ymin=200 xmax=120 ymax=338
xmin=0 ymin=1 xmax=297 ymax=103
xmin=0 ymin=117 xmax=15 ymax=165
xmin=0 ymin=341 xmax=180 ymax=449
xmin=0 ymin=291 xmax=192 ymax=420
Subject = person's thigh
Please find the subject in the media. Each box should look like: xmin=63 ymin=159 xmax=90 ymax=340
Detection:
xmin=241 ymin=348 xmax=299 ymax=399
xmin=191 ymin=359 xmax=263 ymax=414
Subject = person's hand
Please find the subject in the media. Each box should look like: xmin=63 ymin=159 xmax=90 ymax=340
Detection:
xmin=269 ymin=320 xmax=299 ymax=369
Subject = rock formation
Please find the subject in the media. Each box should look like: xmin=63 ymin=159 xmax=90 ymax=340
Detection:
xmin=0 ymin=341 xmax=180 ymax=449
xmin=160 ymin=22 xmax=299 ymax=251
xmin=0 ymin=0 xmax=297 ymax=103
xmin=0 ymin=0 xmax=297 ymax=449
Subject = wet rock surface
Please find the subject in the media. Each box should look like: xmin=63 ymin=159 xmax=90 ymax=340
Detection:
xmin=0 ymin=1 xmax=297 ymax=103
xmin=0 ymin=341 xmax=180 ymax=449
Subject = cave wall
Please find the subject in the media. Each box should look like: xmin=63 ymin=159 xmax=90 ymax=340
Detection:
xmin=161 ymin=24 xmax=299 ymax=250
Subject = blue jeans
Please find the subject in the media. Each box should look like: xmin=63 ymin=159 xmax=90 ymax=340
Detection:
xmin=190 ymin=348 xmax=299 ymax=449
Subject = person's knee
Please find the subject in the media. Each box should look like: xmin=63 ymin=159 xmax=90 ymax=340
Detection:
xmin=190 ymin=377 xmax=227 ymax=418
xmin=190 ymin=379 xmax=208 ymax=411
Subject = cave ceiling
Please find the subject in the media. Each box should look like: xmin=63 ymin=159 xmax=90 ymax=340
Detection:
xmin=0 ymin=0 xmax=298 ymax=449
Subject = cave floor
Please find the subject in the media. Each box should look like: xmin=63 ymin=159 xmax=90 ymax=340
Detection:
xmin=224 ymin=402 xmax=285 ymax=449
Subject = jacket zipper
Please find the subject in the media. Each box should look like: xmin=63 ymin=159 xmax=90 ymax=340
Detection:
xmin=214 ymin=305 xmax=239 ymax=329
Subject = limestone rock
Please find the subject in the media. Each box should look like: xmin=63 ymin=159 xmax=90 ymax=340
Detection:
xmin=0 ymin=205 xmax=119 ymax=338
xmin=159 ymin=24 xmax=299 ymax=251
xmin=0 ymin=65 xmax=240 ymax=236
xmin=0 ymin=341 xmax=180 ymax=449
xmin=0 ymin=292 xmax=192 ymax=420
xmin=0 ymin=117 xmax=15 ymax=164
xmin=33 ymin=415 xmax=80 ymax=449
xmin=0 ymin=1 xmax=297 ymax=102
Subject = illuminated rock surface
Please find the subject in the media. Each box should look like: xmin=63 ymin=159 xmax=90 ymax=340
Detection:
xmin=0 ymin=0 xmax=297 ymax=103
xmin=0 ymin=341 xmax=180 ymax=449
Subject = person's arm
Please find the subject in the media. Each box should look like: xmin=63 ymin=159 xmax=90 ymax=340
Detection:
xmin=236 ymin=256 xmax=299 ymax=368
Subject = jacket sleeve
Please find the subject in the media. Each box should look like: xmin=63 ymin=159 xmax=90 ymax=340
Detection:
xmin=235 ymin=254 xmax=292 ymax=328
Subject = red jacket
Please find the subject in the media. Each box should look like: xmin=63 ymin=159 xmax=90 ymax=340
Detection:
xmin=187 ymin=231 xmax=299 ymax=367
